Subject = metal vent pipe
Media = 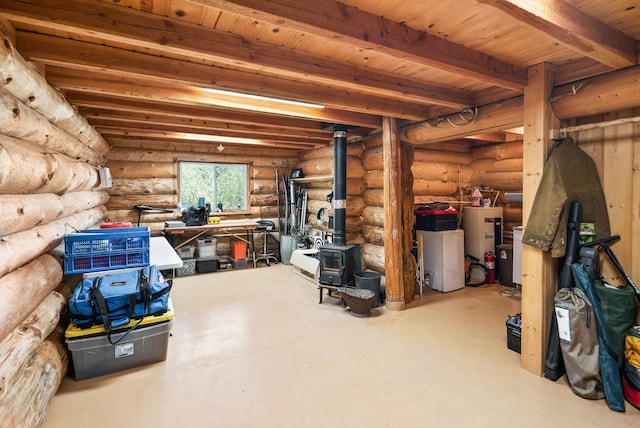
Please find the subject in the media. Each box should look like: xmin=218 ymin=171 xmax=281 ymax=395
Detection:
xmin=333 ymin=126 xmax=347 ymax=246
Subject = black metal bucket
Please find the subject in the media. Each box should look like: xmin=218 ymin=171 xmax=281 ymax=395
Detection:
xmin=354 ymin=271 xmax=381 ymax=307
xmin=339 ymin=287 xmax=375 ymax=317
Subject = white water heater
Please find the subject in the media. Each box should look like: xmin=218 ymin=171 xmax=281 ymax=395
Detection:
xmin=463 ymin=206 xmax=503 ymax=262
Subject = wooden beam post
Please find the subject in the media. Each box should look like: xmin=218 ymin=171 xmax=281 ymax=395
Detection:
xmin=521 ymin=63 xmax=559 ymax=375
xmin=383 ymin=117 xmax=405 ymax=310
xmin=401 ymin=141 xmax=416 ymax=303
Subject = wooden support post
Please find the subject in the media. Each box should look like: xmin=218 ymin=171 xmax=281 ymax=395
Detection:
xmin=521 ymin=63 xmax=559 ymax=375
xmin=401 ymin=141 xmax=416 ymax=303
xmin=383 ymin=117 xmax=405 ymax=310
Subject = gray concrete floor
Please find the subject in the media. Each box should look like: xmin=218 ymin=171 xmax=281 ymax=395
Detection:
xmin=43 ymin=264 xmax=638 ymax=427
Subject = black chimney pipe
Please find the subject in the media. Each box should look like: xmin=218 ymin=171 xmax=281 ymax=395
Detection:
xmin=333 ymin=126 xmax=348 ymax=246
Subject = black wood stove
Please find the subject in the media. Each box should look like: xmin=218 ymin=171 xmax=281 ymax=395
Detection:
xmin=318 ymin=244 xmax=355 ymax=287
xmin=318 ymin=125 xmax=357 ymax=302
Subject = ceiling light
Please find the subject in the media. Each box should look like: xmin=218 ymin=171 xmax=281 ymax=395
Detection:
xmin=202 ymin=87 xmax=324 ymax=109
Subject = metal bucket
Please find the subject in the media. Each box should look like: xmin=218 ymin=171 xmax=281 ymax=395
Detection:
xmin=354 ymin=271 xmax=382 ymax=307
xmin=279 ymin=235 xmax=296 ymax=265
xmin=339 ymin=287 xmax=375 ymax=317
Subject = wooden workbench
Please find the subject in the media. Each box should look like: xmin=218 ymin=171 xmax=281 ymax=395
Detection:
xmin=163 ymin=219 xmax=260 ymax=250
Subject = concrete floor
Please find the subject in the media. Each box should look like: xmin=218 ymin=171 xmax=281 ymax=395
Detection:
xmin=43 ymin=264 xmax=638 ymax=427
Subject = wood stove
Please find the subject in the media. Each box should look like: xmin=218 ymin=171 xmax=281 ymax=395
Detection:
xmin=317 ymin=125 xmax=358 ymax=303
xmin=318 ymin=244 xmax=355 ymax=286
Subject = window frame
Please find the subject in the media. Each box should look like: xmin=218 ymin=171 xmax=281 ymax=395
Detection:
xmin=177 ymin=160 xmax=250 ymax=213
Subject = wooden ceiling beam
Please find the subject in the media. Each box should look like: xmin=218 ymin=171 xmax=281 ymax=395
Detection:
xmin=66 ymin=93 xmax=336 ymax=134
xmin=44 ymin=67 xmax=385 ymax=128
xmin=107 ymin=138 xmax=304 ymax=157
xmin=2 ymin=0 xmax=472 ymax=110
xmin=89 ymin=118 xmax=329 ymax=145
xmin=478 ymin=0 xmax=637 ymax=69
xmin=199 ymin=0 xmax=527 ymax=90
xmin=16 ymin=32 xmax=469 ymax=112
xmin=96 ymin=127 xmax=320 ymax=150
xmin=42 ymin=63 xmax=429 ymax=121
xmin=82 ymin=109 xmax=331 ymax=141
xmin=465 ymin=133 xmax=507 ymax=143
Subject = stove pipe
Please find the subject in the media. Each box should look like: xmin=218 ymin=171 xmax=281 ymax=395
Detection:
xmin=333 ymin=127 xmax=347 ymax=246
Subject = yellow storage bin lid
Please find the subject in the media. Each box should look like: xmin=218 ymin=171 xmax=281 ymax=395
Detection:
xmin=65 ymin=299 xmax=174 ymax=339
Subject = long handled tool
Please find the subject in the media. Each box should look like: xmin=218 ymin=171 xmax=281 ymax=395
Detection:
xmin=275 ymin=168 xmax=281 ymax=231
xmin=282 ymin=174 xmax=289 ymax=235
xmin=289 ymin=177 xmax=297 ymax=233
xmin=300 ymin=188 xmax=308 ymax=230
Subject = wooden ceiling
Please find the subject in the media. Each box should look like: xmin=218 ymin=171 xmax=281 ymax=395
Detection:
xmin=1 ymin=0 xmax=639 ymax=153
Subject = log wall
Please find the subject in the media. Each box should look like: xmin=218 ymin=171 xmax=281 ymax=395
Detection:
xmin=410 ymin=142 xmax=474 ymax=206
xmin=469 ymin=140 xmax=524 ymax=234
xmin=0 ymin=32 xmax=107 ymax=420
xmin=360 ymin=136 xmax=387 ymax=277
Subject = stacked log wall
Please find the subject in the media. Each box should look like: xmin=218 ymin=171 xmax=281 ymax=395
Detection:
xmin=409 ymin=141 xmax=474 ymax=206
xmin=469 ymin=140 xmax=524 ymax=235
xmin=0 ymin=31 xmax=107 ymax=422
xmin=360 ymin=136 xmax=387 ymax=276
xmin=296 ymin=141 xmax=366 ymax=265
xmin=105 ymin=147 xmax=298 ymax=258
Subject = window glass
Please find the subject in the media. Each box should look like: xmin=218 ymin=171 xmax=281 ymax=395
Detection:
xmin=179 ymin=161 xmax=248 ymax=211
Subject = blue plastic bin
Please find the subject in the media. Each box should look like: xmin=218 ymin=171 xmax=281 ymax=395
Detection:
xmin=64 ymin=227 xmax=150 ymax=274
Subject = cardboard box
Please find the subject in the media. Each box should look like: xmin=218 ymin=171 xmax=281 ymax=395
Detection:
xmin=65 ymin=307 xmax=174 ymax=380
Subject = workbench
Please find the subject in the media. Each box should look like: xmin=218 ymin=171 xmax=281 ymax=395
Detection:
xmin=163 ymin=219 xmax=259 ymax=253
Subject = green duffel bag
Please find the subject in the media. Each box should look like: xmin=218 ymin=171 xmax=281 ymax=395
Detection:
xmin=595 ymin=280 xmax=636 ymax=368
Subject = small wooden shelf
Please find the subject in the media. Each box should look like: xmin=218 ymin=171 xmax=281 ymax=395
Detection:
xmin=291 ymin=175 xmax=334 ymax=183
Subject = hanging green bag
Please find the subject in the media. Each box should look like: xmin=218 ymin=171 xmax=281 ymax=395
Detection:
xmin=595 ymin=280 xmax=636 ymax=368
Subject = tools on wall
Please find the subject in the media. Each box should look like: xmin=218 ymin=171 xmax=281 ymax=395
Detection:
xmin=280 ymin=172 xmax=310 ymax=247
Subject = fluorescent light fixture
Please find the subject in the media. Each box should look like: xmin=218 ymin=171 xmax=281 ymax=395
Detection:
xmin=202 ymin=87 xmax=324 ymax=109
xmin=505 ymin=126 xmax=524 ymax=135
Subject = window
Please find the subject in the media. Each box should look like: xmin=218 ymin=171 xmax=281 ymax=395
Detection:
xmin=179 ymin=161 xmax=248 ymax=211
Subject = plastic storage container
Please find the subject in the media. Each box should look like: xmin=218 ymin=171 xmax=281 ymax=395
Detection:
xmin=196 ymin=237 xmax=216 ymax=258
xmin=415 ymin=209 xmax=457 ymax=231
xmin=65 ymin=305 xmax=174 ymax=380
xmin=175 ymin=259 xmax=196 ymax=277
xmin=231 ymin=239 xmax=247 ymax=259
xmin=64 ymin=227 xmax=150 ymax=274
xmin=196 ymin=257 xmax=219 ymax=273
xmin=176 ymin=245 xmax=195 ymax=260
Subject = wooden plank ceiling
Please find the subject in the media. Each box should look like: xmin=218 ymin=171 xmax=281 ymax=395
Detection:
xmin=0 ymin=0 xmax=638 ymax=153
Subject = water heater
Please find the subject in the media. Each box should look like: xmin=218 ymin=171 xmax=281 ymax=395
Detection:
xmin=463 ymin=206 xmax=503 ymax=262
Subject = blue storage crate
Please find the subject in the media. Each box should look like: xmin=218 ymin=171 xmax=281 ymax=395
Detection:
xmin=64 ymin=227 xmax=150 ymax=256
xmin=64 ymin=227 xmax=150 ymax=274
